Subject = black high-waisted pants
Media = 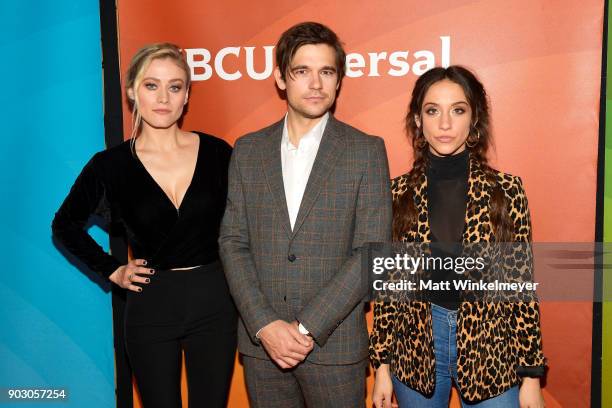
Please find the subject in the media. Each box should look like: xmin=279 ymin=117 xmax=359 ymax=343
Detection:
xmin=125 ymin=260 xmax=238 ymax=408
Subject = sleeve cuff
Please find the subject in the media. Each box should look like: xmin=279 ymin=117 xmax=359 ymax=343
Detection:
xmin=517 ymin=365 xmax=546 ymax=378
xmin=99 ymin=258 xmax=123 ymax=280
xmin=250 ymin=314 xmax=278 ymax=343
xmin=369 ymin=350 xmax=391 ymax=369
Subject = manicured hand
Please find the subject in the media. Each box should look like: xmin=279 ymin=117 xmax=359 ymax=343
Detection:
xmin=109 ymin=259 xmax=154 ymax=292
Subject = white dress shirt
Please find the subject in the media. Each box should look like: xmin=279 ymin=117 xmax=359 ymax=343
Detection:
xmin=281 ymin=112 xmax=329 ymax=230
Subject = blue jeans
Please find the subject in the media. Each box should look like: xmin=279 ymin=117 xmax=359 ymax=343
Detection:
xmin=392 ymin=304 xmax=519 ymax=407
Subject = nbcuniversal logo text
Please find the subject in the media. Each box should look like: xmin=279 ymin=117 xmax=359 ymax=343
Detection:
xmin=185 ymin=36 xmax=451 ymax=81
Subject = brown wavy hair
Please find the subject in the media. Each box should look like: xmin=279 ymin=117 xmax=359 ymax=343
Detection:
xmin=393 ymin=66 xmax=514 ymax=242
xmin=275 ymin=22 xmax=346 ymax=82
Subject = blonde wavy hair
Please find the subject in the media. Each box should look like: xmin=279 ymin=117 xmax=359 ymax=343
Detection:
xmin=124 ymin=43 xmax=191 ymax=153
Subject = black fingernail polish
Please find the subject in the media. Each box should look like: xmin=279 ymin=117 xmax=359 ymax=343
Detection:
xmin=138 ymin=287 xmax=142 ymax=292
xmin=143 ymin=260 xmax=147 ymax=265
xmin=150 ymin=269 xmax=155 ymax=274
xmin=145 ymin=278 xmax=150 ymax=283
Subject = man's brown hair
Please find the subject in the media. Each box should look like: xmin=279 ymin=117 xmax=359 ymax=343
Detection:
xmin=276 ymin=22 xmax=346 ymax=82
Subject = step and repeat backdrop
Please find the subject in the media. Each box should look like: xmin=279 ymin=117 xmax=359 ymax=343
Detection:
xmin=1 ymin=1 xmax=116 ymax=407
xmin=2 ymin=1 xmax=605 ymax=407
xmin=114 ymin=1 xmax=603 ymax=406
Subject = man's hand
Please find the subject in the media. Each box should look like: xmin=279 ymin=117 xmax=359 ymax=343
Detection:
xmin=259 ymin=320 xmax=314 ymax=369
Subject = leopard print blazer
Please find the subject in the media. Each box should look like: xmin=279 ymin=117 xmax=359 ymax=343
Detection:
xmin=369 ymin=156 xmax=546 ymax=403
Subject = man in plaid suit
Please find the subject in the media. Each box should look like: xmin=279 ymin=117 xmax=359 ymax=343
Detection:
xmin=219 ymin=21 xmax=392 ymax=407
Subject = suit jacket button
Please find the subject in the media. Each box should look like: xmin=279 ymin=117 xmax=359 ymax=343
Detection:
xmin=288 ymin=254 xmax=296 ymax=262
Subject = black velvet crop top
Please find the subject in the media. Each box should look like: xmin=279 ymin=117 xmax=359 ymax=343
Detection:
xmin=52 ymin=133 xmax=232 ymax=278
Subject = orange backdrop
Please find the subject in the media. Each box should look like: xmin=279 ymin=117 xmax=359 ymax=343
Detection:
xmin=117 ymin=1 xmax=603 ymax=406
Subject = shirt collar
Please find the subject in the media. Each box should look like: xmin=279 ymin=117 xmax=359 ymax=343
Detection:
xmin=281 ymin=112 xmax=329 ymax=152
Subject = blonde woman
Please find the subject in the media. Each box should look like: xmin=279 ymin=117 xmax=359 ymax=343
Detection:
xmin=52 ymin=43 xmax=237 ymax=407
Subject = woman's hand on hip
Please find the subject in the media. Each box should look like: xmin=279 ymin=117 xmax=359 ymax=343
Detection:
xmin=109 ymin=259 xmax=154 ymax=292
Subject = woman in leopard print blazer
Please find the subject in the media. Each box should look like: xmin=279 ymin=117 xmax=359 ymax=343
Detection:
xmin=370 ymin=66 xmax=546 ymax=408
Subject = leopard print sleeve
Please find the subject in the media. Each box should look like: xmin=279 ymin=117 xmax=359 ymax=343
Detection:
xmin=369 ymin=301 xmax=397 ymax=369
xmin=504 ymin=175 xmax=547 ymax=376
xmin=369 ymin=175 xmax=409 ymax=370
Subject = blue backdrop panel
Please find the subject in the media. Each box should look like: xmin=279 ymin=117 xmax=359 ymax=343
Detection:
xmin=0 ymin=1 xmax=115 ymax=407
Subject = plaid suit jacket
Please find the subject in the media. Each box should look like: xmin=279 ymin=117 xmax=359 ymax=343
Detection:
xmin=219 ymin=115 xmax=392 ymax=364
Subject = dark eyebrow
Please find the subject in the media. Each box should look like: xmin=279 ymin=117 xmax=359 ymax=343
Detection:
xmin=423 ymin=101 xmax=469 ymax=107
xmin=289 ymin=65 xmax=337 ymax=72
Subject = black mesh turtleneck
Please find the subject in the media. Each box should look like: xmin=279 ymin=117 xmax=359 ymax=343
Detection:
xmin=426 ymin=149 xmax=469 ymax=310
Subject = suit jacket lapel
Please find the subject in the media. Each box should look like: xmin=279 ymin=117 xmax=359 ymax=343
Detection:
xmin=462 ymin=157 xmax=491 ymax=242
xmin=290 ymin=115 xmax=344 ymax=239
xmin=261 ymin=119 xmax=292 ymax=238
